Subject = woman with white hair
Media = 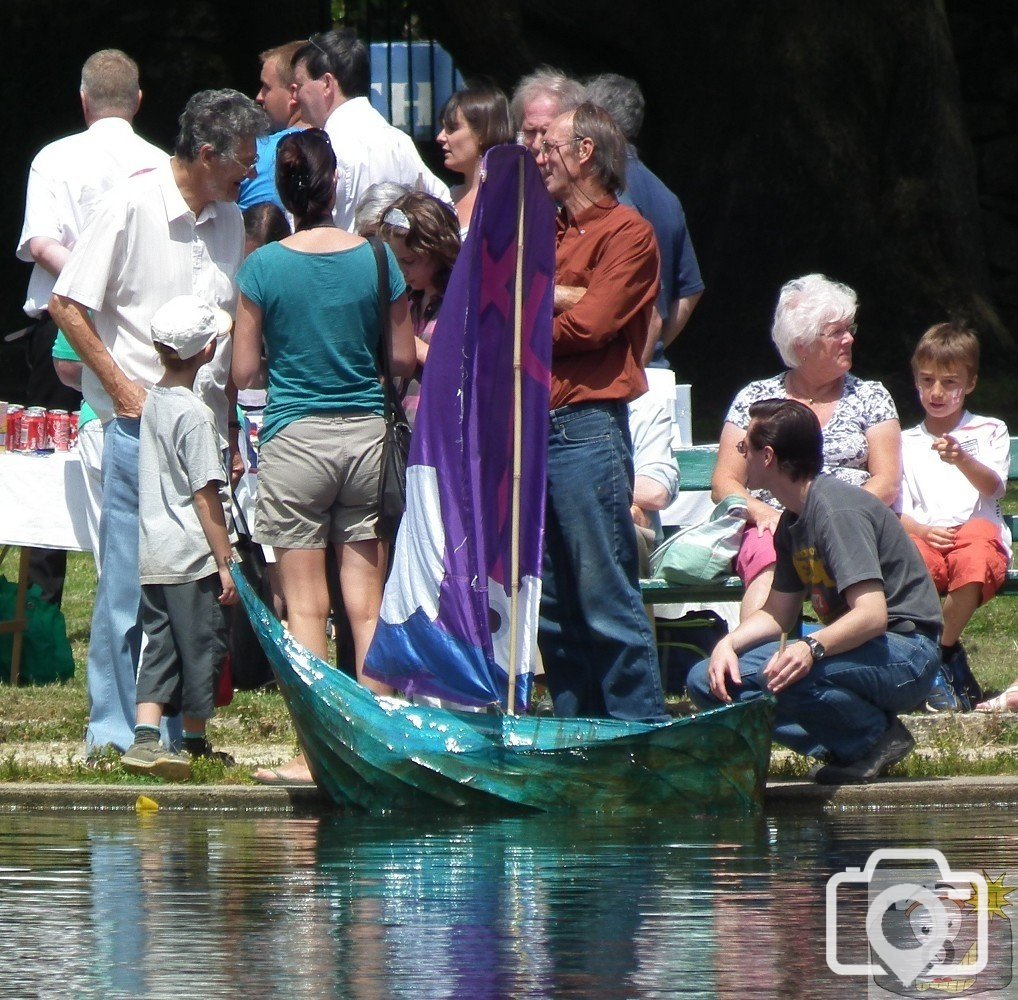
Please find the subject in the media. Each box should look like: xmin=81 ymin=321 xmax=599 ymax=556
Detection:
xmin=711 ymin=274 xmax=902 ymax=618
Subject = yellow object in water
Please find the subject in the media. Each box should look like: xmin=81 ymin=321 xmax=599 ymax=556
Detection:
xmin=135 ymin=795 xmax=159 ymax=813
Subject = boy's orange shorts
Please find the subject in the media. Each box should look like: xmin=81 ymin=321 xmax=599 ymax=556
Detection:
xmin=907 ymin=518 xmax=1009 ymax=604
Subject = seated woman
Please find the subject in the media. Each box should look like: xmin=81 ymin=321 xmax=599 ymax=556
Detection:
xmin=377 ymin=192 xmax=461 ymax=424
xmin=711 ymin=274 xmax=901 ymax=619
xmin=233 ymin=129 xmax=415 ymax=785
xmin=436 ymin=84 xmax=515 ymax=236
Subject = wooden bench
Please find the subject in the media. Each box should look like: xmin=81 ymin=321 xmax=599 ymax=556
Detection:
xmin=642 ymin=437 xmax=1018 ymax=607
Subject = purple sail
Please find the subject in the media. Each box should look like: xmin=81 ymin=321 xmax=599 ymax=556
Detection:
xmin=363 ymin=145 xmax=556 ymax=711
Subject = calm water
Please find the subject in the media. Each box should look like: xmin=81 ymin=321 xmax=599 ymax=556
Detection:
xmin=0 ymin=805 xmax=1014 ymax=999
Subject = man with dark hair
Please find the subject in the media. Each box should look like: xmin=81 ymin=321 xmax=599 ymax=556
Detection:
xmin=686 ymin=399 xmax=943 ymax=784
xmin=49 ymin=89 xmax=267 ymax=755
xmin=15 ymin=48 xmax=167 ymax=602
xmin=583 ymin=73 xmax=704 ymax=369
xmin=533 ymin=102 xmax=667 ymax=723
xmin=240 ymin=40 xmax=307 ymax=210
xmin=291 ymin=29 xmax=449 ymax=230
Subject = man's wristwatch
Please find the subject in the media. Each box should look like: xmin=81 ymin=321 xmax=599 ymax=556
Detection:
xmin=802 ymin=636 xmax=827 ymax=661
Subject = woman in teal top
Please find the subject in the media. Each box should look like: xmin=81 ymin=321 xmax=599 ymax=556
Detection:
xmin=233 ymin=129 xmax=415 ymax=785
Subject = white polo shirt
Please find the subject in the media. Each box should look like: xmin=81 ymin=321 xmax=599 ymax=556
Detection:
xmin=324 ymin=97 xmax=451 ymax=231
xmin=17 ymin=117 xmax=168 ymax=316
xmin=52 ymin=160 xmax=243 ymax=444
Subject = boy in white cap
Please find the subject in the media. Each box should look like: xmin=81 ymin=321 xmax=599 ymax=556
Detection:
xmin=121 ymin=295 xmax=238 ymax=780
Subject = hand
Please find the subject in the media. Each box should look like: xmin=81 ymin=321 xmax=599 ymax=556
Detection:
xmin=228 ymin=441 xmax=244 ymax=488
xmin=932 ymin=435 xmax=965 ymax=466
xmin=553 ymin=284 xmax=586 ymax=313
xmin=114 ymin=382 xmax=148 ymax=419
xmin=631 ymin=504 xmax=651 ymax=529
xmin=218 ymin=564 xmax=238 ymax=606
xmin=753 ymin=507 xmax=782 ymax=537
xmin=762 ymin=640 xmax=814 ymax=693
xmin=924 ymin=524 xmax=958 ymax=551
xmin=706 ymin=638 xmax=742 ymax=703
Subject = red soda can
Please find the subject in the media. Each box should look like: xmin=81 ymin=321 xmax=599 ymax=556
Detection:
xmin=7 ymin=404 xmax=24 ymax=452
xmin=69 ymin=411 xmax=80 ymax=449
xmin=48 ymin=409 xmax=70 ymax=452
xmin=21 ymin=407 xmax=47 ymax=451
xmin=0 ymin=401 xmax=7 ymax=452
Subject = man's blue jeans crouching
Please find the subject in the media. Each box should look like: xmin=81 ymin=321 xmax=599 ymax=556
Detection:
xmin=686 ymin=632 xmax=940 ymax=763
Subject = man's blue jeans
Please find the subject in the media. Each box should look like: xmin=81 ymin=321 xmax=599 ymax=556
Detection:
xmin=686 ymin=632 xmax=940 ymax=763
xmin=538 ymin=402 xmax=668 ymax=723
xmin=86 ymin=418 xmax=181 ymax=753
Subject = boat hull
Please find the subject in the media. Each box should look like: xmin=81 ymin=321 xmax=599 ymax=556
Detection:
xmin=233 ymin=567 xmax=774 ymax=815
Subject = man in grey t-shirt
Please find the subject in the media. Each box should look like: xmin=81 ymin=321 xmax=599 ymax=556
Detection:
xmin=687 ymin=399 xmax=941 ymax=784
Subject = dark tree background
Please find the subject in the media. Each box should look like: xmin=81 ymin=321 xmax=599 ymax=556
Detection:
xmin=2 ymin=0 xmax=1016 ymax=435
xmin=424 ymin=0 xmax=1018 ymax=432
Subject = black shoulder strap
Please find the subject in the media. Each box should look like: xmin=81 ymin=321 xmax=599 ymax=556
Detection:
xmin=368 ymin=236 xmax=392 ymax=386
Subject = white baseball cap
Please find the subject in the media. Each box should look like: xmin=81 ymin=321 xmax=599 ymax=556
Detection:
xmin=151 ymin=295 xmax=233 ymax=359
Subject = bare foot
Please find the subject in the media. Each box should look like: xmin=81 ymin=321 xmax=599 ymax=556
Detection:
xmin=251 ymin=753 xmax=314 ymax=784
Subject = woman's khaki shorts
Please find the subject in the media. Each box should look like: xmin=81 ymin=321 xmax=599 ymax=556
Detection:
xmin=254 ymin=414 xmax=385 ymax=548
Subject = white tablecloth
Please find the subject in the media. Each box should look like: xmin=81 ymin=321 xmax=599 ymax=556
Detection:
xmin=0 ymin=452 xmax=91 ymax=552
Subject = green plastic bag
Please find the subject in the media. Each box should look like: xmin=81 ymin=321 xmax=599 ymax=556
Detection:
xmin=0 ymin=576 xmax=75 ymax=685
xmin=649 ymin=495 xmax=749 ymax=585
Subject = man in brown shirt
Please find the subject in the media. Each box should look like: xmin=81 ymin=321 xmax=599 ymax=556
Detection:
xmin=533 ymin=101 xmax=668 ymax=722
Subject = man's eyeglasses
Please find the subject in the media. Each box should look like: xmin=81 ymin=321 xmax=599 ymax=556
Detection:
xmin=736 ymin=439 xmax=750 ymax=456
xmin=538 ymin=137 xmax=582 ymax=158
xmin=224 ymin=152 xmax=257 ymax=173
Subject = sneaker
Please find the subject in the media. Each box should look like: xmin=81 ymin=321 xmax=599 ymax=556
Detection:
xmin=944 ymin=644 xmax=981 ymax=710
xmin=924 ymin=665 xmax=964 ymax=714
xmin=121 ymin=741 xmax=192 ymax=781
xmin=813 ymin=718 xmax=915 ymax=785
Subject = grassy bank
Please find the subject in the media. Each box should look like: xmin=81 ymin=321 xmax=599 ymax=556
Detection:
xmin=2 ymin=537 xmax=1018 ymax=785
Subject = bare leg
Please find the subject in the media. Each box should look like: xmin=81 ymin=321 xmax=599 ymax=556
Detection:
xmin=136 ymin=702 xmax=162 ymax=728
xmin=740 ymin=566 xmax=775 ymax=622
xmin=252 ymin=546 xmax=330 ymax=784
xmin=336 ymin=538 xmax=391 ymax=695
xmin=941 ymin=582 xmax=981 ymax=647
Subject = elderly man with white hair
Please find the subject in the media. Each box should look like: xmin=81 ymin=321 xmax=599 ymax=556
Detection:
xmin=533 ymin=101 xmax=668 ymax=723
xmin=50 ymin=89 xmax=268 ymax=755
xmin=710 ymin=273 xmax=902 ymax=620
xmin=510 ymin=66 xmax=585 ymax=155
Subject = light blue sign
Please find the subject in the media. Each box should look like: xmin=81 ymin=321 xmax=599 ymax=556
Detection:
xmin=370 ymin=41 xmax=464 ymax=139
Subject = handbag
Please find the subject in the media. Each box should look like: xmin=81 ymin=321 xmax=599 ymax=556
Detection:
xmin=369 ymin=237 xmax=411 ymax=541
xmin=649 ymin=495 xmax=749 ymax=585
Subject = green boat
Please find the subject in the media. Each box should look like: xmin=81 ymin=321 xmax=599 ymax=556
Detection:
xmin=232 ymin=567 xmax=774 ymax=815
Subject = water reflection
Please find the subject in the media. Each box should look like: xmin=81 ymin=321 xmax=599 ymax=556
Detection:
xmin=0 ymin=807 xmax=1013 ymax=998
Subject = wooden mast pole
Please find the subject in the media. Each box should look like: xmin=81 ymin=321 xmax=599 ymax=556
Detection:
xmin=506 ymin=155 xmax=526 ymax=716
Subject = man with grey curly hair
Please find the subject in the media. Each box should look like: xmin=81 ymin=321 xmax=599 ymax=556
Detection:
xmin=584 ymin=73 xmax=704 ymax=369
xmin=511 ymin=66 xmax=585 ymax=154
xmin=48 ymin=88 xmax=268 ymax=757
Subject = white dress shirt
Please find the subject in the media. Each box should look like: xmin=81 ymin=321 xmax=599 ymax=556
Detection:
xmin=52 ymin=160 xmax=243 ymax=444
xmin=17 ymin=117 xmax=168 ymax=316
xmin=324 ymin=97 xmax=451 ymax=231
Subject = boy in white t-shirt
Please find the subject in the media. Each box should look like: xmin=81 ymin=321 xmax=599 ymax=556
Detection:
xmin=120 ymin=296 xmax=238 ymax=780
xmin=900 ymin=322 xmax=1011 ymax=711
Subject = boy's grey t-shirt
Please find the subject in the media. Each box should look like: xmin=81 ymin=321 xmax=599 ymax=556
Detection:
xmin=139 ymin=385 xmax=230 ymax=585
xmin=772 ymin=474 xmax=943 ymax=635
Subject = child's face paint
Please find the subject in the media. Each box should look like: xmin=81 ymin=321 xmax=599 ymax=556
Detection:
xmin=915 ymin=365 xmax=975 ymax=418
